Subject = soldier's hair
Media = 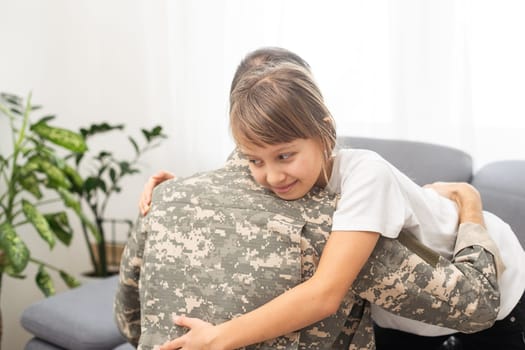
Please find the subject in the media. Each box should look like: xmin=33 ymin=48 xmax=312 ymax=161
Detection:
xmin=229 ymin=49 xmax=337 ymax=178
xmin=230 ymin=47 xmax=311 ymax=93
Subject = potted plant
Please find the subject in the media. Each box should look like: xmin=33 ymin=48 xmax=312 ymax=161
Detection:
xmin=70 ymin=123 xmax=166 ymax=277
xmin=0 ymin=92 xmax=90 ymax=341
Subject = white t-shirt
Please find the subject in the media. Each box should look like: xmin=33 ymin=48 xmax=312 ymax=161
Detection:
xmin=326 ymin=149 xmax=525 ymax=336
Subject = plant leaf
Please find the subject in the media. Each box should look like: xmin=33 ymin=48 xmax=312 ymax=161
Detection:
xmin=10 ymin=107 xmax=23 ymax=116
xmin=22 ymin=200 xmax=56 ymax=249
xmin=56 ymin=187 xmax=82 ymax=214
xmin=56 ymin=188 xmax=101 ymax=243
xmin=29 ymin=156 xmax=72 ymax=189
xmin=18 ymin=172 xmax=43 ymax=199
xmin=128 ymin=136 xmax=139 ymax=156
xmin=81 ymin=123 xmax=125 ymax=138
xmin=44 ymin=212 xmax=73 ymax=246
xmin=99 ymin=179 xmax=107 ymax=193
xmin=0 ymin=92 xmax=23 ymax=106
xmin=74 ymin=152 xmax=85 ymax=166
xmin=62 ymin=164 xmax=84 ymax=192
xmin=84 ymin=176 xmax=107 ymax=194
xmin=119 ymin=161 xmax=131 ymax=175
xmin=31 ymin=122 xmax=87 ymax=153
xmin=141 ymin=128 xmax=152 ymax=142
xmin=4 ymin=271 xmax=26 ymax=279
xmin=141 ymin=125 xmax=167 ymax=143
xmin=36 ymin=265 xmax=55 ymax=297
xmin=21 ymin=157 xmax=40 ymax=173
xmin=96 ymin=151 xmax=112 ymax=160
xmin=0 ymin=222 xmax=30 ymax=274
xmin=109 ymin=167 xmax=117 ymax=184
xmin=97 ymin=163 xmax=109 ymax=177
xmin=59 ymin=270 xmax=81 ymax=288
xmin=35 ymin=115 xmax=56 ymax=124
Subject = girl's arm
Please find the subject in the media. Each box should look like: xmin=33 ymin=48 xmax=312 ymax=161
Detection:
xmin=160 ymin=230 xmax=380 ymax=350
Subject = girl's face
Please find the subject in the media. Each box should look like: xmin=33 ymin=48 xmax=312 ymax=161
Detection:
xmin=240 ymin=138 xmax=328 ymax=200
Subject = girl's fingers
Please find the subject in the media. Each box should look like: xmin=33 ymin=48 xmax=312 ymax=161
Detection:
xmin=172 ymin=314 xmax=206 ymax=329
xmin=159 ymin=336 xmax=185 ymax=350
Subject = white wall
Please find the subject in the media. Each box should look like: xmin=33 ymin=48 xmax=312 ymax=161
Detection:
xmin=0 ymin=2 xmax=178 ymax=349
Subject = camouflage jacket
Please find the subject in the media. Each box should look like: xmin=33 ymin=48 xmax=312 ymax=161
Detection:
xmin=114 ymin=153 xmax=499 ymax=350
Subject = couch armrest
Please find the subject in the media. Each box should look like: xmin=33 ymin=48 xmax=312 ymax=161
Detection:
xmin=21 ymin=276 xmax=130 ymax=350
xmin=472 ymin=160 xmax=525 ymax=248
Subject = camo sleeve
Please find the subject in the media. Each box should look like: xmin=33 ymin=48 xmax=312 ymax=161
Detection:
xmin=114 ymin=215 xmax=147 ymax=347
xmin=352 ymin=223 xmax=500 ymax=333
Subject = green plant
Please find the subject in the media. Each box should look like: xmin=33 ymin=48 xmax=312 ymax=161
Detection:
xmin=71 ymin=123 xmax=166 ymax=277
xmin=0 ymin=92 xmax=88 ymax=297
xmin=0 ymin=91 xmax=166 ymax=343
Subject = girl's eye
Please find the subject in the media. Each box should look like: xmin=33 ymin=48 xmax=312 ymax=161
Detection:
xmin=249 ymin=159 xmax=263 ymax=166
xmin=279 ymin=153 xmax=294 ymax=160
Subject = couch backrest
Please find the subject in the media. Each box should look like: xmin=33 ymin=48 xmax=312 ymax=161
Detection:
xmin=340 ymin=136 xmax=524 ymax=248
xmin=471 ymin=160 xmax=525 ymax=248
xmin=339 ymin=136 xmax=473 ymax=186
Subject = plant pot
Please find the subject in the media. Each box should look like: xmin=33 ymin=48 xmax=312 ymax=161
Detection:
xmin=86 ymin=241 xmax=126 ymax=277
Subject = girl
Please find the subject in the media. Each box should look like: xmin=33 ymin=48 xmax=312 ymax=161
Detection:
xmin=143 ymin=48 xmax=525 ymax=350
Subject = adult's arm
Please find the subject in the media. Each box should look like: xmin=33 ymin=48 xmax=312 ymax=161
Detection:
xmin=353 ymin=182 xmax=501 ymax=332
xmin=113 ymin=216 xmax=147 ymax=346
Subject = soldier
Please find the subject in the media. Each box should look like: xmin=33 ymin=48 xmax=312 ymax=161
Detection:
xmin=117 ymin=48 xmax=524 ymax=349
xmin=116 ymin=154 xmax=498 ymax=350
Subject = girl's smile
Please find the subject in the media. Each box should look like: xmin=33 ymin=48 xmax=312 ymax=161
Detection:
xmin=271 ymin=180 xmax=299 ymax=194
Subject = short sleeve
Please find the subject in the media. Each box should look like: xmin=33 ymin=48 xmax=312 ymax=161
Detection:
xmin=330 ymin=152 xmax=407 ymax=238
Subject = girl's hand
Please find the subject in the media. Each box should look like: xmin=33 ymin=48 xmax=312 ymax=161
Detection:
xmin=139 ymin=171 xmax=175 ymax=216
xmin=158 ymin=315 xmax=221 ymax=350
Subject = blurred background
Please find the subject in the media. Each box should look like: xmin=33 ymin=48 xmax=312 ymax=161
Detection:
xmin=1 ymin=0 xmax=524 ymax=348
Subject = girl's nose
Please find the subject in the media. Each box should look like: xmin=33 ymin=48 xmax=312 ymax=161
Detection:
xmin=266 ymin=167 xmax=286 ymax=186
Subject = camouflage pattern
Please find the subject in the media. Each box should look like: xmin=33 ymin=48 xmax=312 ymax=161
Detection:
xmin=114 ymin=151 xmax=499 ymax=350
xmin=355 ymin=227 xmax=500 ymax=333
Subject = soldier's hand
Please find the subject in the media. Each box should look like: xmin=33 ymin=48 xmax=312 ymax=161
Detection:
xmin=158 ymin=314 xmax=219 ymax=350
xmin=424 ymin=182 xmax=484 ymax=226
xmin=139 ymin=170 xmax=175 ymax=216
xmin=424 ymin=181 xmax=454 ymax=199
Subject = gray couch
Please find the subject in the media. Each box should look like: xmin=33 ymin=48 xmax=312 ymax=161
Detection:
xmin=20 ymin=136 xmax=525 ymax=350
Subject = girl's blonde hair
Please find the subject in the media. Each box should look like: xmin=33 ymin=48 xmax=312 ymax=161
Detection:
xmin=229 ymin=59 xmax=337 ymax=162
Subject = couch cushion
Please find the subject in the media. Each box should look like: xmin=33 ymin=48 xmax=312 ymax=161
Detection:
xmin=25 ymin=337 xmax=65 ymax=350
xmin=21 ymin=276 xmax=127 ymax=350
xmin=340 ymin=136 xmax=473 ymax=186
